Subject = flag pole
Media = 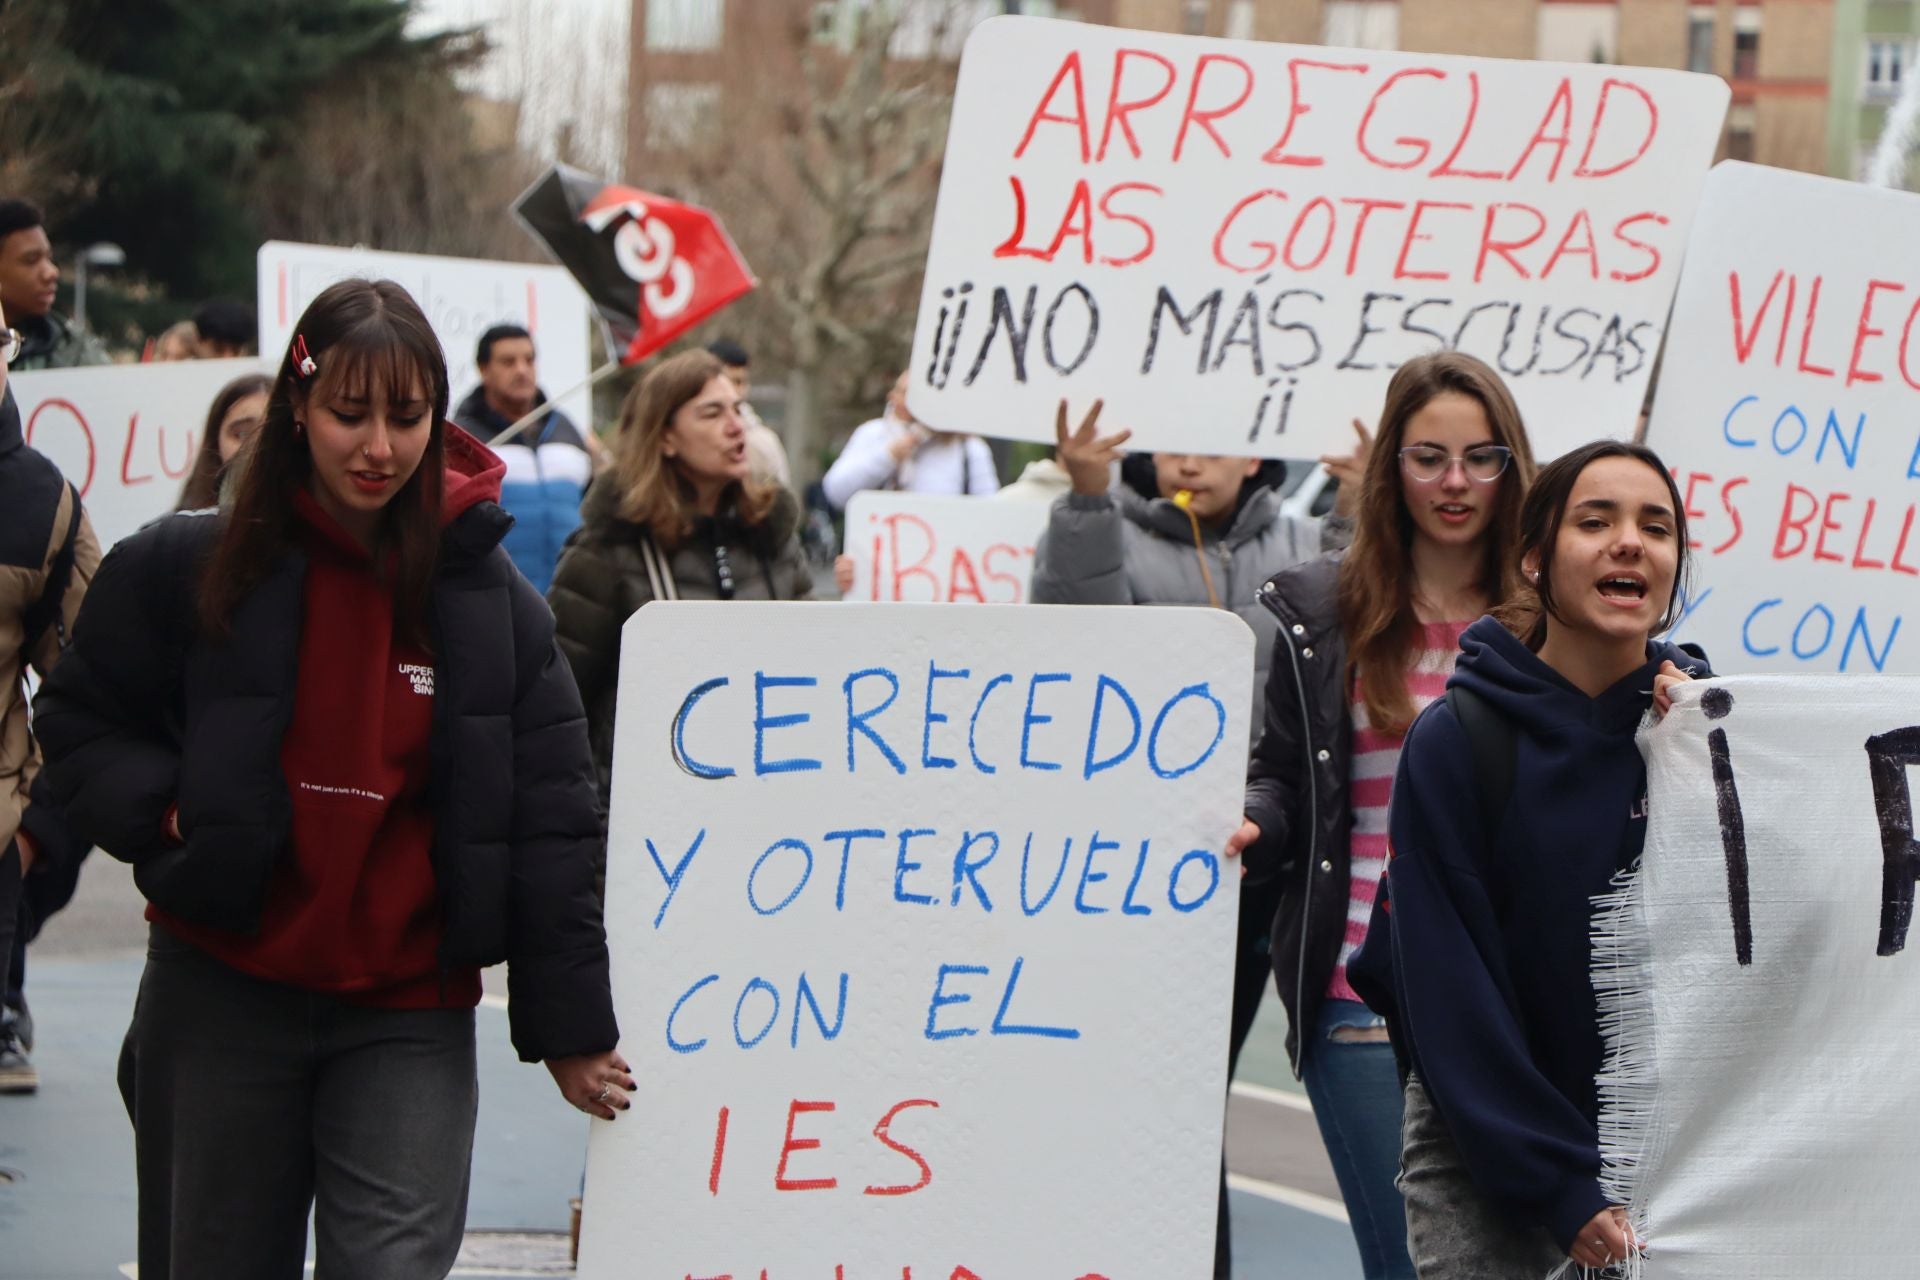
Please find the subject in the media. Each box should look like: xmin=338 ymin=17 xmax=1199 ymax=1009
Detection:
xmin=488 ymin=356 xmax=625 ymax=448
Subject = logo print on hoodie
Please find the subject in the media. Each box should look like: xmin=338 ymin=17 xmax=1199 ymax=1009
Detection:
xmin=399 ymin=663 xmax=435 ymax=696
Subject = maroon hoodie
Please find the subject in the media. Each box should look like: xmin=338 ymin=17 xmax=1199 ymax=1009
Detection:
xmin=158 ymin=430 xmax=507 ymax=1008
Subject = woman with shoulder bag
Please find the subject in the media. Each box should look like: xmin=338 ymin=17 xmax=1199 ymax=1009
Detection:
xmin=31 ymin=279 xmax=627 ymax=1279
xmin=1225 ymin=351 xmax=1536 ymax=1279
xmin=548 ymin=349 xmax=812 ymax=808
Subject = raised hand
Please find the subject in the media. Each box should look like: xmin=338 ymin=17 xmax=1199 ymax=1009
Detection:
xmin=1054 ymin=398 xmax=1131 ymax=497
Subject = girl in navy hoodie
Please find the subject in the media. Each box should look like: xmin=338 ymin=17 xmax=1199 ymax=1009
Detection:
xmin=1369 ymin=440 xmax=1702 ymax=1278
xmin=35 ymin=280 xmax=625 ymax=1279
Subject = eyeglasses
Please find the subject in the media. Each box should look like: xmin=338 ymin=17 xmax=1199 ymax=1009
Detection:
xmin=0 ymin=329 xmax=21 ymax=367
xmin=1398 ymin=445 xmax=1513 ymax=484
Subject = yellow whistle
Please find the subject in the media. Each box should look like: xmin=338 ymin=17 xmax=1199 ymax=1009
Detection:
xmin=1173 ymin=489 xmax=1195 ymax=510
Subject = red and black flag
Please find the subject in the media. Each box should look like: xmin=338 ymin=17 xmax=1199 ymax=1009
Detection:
xmin=513 ymin=164 xmax=756 ymax=365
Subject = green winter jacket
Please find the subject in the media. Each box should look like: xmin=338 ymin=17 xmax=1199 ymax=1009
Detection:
xmin=548 ymin=472 xmax=814 ymax=811
xmin=12 ymin=311 xmax=108 ymax=372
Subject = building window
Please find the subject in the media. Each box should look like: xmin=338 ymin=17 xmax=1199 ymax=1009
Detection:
xmin=1866 ymin=38 xmax=1912 ymax=101
xmin=1727 ymin=126 xmax=1755 ymax=162
xmin=1732 ymin=9 xmax=1761 ymax=80
xmin=1225 ymin=0 xmax=1254 ymax=41
xmin=1537 ymin=4 xmax=1618 ymax=65
xmin=1322 ymin=1 xmax=1399 ymax=52
xmin=1181 ymin=0 xmax=1208 ymax=36
xmin=646 ymin=0 xmax=724 ymax=51
xmin=645 ymin=82 xmax=721 ymax=150
xmin=1687 ymin=13 xmax=1714 ymax=75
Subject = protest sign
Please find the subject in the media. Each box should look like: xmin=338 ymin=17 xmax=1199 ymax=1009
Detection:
xmin=1649 ymin=163 xmax=1920 ymax=674
xmin=256 ymin=240 xmax=595 ymax=429
xmin=577 ymin=602 xmax=1252 ymax=1280
xmin=1597 ymin=676 xmax=1920 ymax=1278
xmin=843 ymin=493 xmax=1053 ymax=603
xmin=12 ymin=358 xmax=265 ymax=548
xmin=909 ymin=17 xmax=1728 ymax=460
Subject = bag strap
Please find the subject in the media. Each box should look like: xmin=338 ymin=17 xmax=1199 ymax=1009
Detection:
xmin=1444 ymin=684 xmax=1517 ymax=834
xmin=21 ymin=482 xmax=82 ymax=660
xmin=639 ymin=532 xmax=678 ymax=603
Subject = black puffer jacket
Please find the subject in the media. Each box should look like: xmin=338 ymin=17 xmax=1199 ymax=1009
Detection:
xmin=31 ymin=493 xmax=616 ymax=1064
xmin=1242 ymin=553 xmax=1352 ymax=1075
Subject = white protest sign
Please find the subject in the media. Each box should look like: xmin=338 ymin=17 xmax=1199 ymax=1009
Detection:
xmin=1650 ymin=163 xmax=1920 ymax=674
xmin=12 ymin=358 xmax=266 ymax=548
xmin=579 ymin=602 xmax=1252 ymax=1280
xmin=844 ymin=493 xmax=1053 ymax=603
xmin=1598 ymin=676 xmax=1920 ymax=1278
xmin=910 ymin=17 xmax=1728 ymax=460
xmin=256 ymin=240 xmax=595 ymax=430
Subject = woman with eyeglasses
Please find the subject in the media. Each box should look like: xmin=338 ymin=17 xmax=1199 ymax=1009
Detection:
xmin=1225 ymin=351 xmax=1536 ymax=1279
xmin=549 ymin=348 xmax=813 ymax=814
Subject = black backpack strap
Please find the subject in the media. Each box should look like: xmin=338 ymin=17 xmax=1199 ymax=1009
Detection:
xmin=1445 ymin=684 xmax=1517 ymax=834
xmin=21 ymin=481 xmax=82 ymax=660
xmin=1371 ymin=685 xmax=1516 ymax=1087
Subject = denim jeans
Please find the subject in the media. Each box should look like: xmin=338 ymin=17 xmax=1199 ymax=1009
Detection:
xmin=1397 ymin=1074 xmax=1567 ymax=1280
xmin=1300 ymin=998 xmax=1416 ymax=1280
xmin=120 ymin=924 xmax=479 ymax=1280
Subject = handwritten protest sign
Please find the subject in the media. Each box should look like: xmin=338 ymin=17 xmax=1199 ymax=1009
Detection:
xmin=1650 ymin=164 xmax=1920 ymax=674
xmin=13 ymin=358 xmax=265 ymax=548
xmin=909 ymin=17 xmax=1727 ymax=460
xmin=1597 ymin=677 xmax=1920 ymax=1277
xmin=844 ymin=493 xmax=1053 ymax=603
xmin=257 ymin=240 xmax=595 ymax=429
xmin=578 ymin=602 xmax=1252 ymax=1280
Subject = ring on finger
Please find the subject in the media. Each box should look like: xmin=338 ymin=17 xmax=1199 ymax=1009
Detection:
xmin=594 ymin=1082 xmax=611 ymax=1104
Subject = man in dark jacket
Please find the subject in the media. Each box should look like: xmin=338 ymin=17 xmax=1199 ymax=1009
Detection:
xmin=453 ymin=324 xmax=598 ymax=593
xmin=0 ymin=199 xmax=108 ymax=372
xmin=0 ymin=307 xmax=101 ymax=1093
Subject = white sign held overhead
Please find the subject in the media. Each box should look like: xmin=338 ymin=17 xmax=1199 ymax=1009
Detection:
xmin=12 ymin=358 xmax=266 ymax=549
xmin=1601 ymin=677 xmax=1920 ymax=1278
xmin=256 ymin=241 xmax=595 ymax=430
xmin=910 ymin=17 xmax=1728 ymax=460
xmin=577 ymin=602 xmax=1253 ymax=1280
xmin=843 ymin=492 xmax=1053 ymax=603
xmin=1650 ymin=163 xmax=1920 ymax=674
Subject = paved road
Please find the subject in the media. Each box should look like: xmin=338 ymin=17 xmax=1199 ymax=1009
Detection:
xmin=2 ymin=857 xmax=1363 ymax=1279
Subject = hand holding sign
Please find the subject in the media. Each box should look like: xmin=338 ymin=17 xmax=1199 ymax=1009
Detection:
xmin=1320 ymin=418 xmax=1374 ymax=518
xmin=1055 ymin=397 xmax=1128 ymax=496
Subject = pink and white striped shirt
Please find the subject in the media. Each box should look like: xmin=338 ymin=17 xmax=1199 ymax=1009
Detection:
xmin=1328 ymin=620 xmax=1473 ymax=1004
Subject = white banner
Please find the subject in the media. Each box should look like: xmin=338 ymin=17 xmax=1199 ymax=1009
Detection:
xmin=1649 ymin=163 xmax=1920 ymax=674
xmin=1601 ymin=676 xmax=1920 ymax=1278
xmin=910 ymin=17 xmax=1728 ymax=460
xmin=12 ymin=358 xmax=266 ymax=549
xmin=256 ymin=240 xmax=595 ymax=432
xmin=844 ymin=492 xmax=1053 ymax=603
xmin=578 ymin=602 xmax=1252 ymax=1280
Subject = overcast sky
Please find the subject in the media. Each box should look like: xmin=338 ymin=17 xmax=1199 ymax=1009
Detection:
xmin=411 ymin=0 xmax=632 ymax=173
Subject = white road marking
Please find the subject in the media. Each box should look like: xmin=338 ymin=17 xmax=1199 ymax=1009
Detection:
xmin=1230 ymin=1080 xmax=1313 ymax=1113
xmin=1226 ymin=1172 xmax=1351 ymax=1223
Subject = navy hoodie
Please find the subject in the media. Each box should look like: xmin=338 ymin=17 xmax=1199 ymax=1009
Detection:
xmin=1374 ymin=615 xmax=1707 ymax=1250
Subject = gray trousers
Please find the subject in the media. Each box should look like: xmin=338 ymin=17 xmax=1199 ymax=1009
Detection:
xmin=1398 ymin=1074 xmax=1569 ymax=1280
xmin=120 ymin=924 xmax=479 ymax=1280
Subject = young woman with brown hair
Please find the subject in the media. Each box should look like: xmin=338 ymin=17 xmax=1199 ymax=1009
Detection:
xmin=33 ymin=278 xmax=625 ymax=1279
xmin=173 ymin=371 xmax=272 ymax=511
xmin=1363 ymin=440 xmax=1700 ymax=1278
xmin=549 ymin=348 xmax=812 ymax=809
xmin=1227 ymin=351 xmax=1537 ymax=1279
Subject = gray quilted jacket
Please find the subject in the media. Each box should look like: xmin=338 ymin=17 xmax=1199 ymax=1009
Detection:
xmin=1029 ymin=478 xmax=1349 ymax=732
